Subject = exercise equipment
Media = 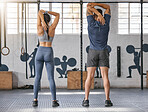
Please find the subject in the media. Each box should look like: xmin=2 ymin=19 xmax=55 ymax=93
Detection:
xmin=20 ymin=3 xmax=30 ymax=63
xmin=20 ymin=3 xmax=29 ymax=62
xmin=20 ymin=3 xmax=25 ymax=55
xmin=19 ymin=3 xmax=28 ymax=79
xmin=1 ymin=3 xmax=10 ymax=56
xmin=0 ymin=3 xmax=8 ymax=71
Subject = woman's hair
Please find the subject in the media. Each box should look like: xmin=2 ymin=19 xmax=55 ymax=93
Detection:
xmin=44 ymin=13 xmax=51 ymax=25
xmin=43 ymin=13 xmax=51 ymax=40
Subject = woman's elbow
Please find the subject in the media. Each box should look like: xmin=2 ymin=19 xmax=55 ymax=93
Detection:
xmin=56 ymin=13 xmax=60 ymax=19
xmin=57 ymin=13 xmax=60 ymax=17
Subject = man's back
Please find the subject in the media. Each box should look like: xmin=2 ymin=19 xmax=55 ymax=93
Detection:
xmin=87 ymin=14 xmax=111 ymax=50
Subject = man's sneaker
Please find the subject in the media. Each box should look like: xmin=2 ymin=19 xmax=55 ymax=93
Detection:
xmin=52 ymin=100 xmax=59 ymax=107
xmin=32 ymin=100 xmax=38 ymax=107
xmin=105 ymin=100 xmax=113 ymax=107
xmin=82 ymin=99 xmax=89 ymax=107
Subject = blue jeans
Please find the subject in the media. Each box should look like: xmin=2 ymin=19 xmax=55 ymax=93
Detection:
xmin=34 ymin=46 xmax=56 ymax=100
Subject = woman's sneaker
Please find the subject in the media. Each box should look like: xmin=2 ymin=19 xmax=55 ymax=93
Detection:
xmin=32 ymin=100 xmax=38 ymax=107
xmin=105 ymin=100 xmax=113 ymax=107
xmin=52 ymin=100 xmax=59 ymax=107
xmin=82 ymin=99 xmax=89 ymax=107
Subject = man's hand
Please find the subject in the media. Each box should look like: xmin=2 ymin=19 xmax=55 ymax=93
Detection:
xmin=97 ymin=15 xmax=105 ymax=25
xmin=87 ymin=3 xmax=92 ymax=7
xmin=87 ymin=3 xmax=95 ymax=8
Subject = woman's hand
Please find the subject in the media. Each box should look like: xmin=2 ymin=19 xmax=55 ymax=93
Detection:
xmin=42 ymin=22 xmax=48 ymax=31
xmin=40 ymin=9 xmax=45 ymax=13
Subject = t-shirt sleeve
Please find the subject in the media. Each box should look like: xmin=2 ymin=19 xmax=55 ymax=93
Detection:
xmin=87 ymin=15 xmax=101 ymax=27
xmin=104 ymin=14 xmax=111 ymax=25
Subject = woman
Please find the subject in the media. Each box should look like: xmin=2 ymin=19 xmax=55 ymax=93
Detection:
xmin=32 ymin=9 xmax=60 ymax=107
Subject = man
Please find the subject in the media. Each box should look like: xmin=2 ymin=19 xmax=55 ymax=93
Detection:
xmin=82 ymin=3 xmax=113 ymax=107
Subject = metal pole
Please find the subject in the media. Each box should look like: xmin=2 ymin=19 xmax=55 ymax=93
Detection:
xmin=140 ymin=0 xmax=143 ymax=90
xmin=1 ymin=1 xmax=148 ymax=3
xmin=37 ymin=0 xmax=40 ymax=46
xmin=4 ymin=3 xmax=6 ymax=47
xmin=25 ymin=3 xmax=28 ymax=79
xmin=37 ymin=0 xmax=40 ymax=11
xmin=80 ymin=0 xmax=83 ymax=90
xmin=21 ymin=3 xmax=24 ymax=50
xmin=37 ymin=0 xmax=41 ymax=90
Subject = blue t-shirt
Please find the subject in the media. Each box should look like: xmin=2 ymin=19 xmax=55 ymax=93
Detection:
xmin=87 ymin=14 xmax=111 ymax=50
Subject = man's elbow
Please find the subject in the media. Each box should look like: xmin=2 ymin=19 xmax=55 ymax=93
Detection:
xmin=107 ymin=5 xmax=110 ymax=10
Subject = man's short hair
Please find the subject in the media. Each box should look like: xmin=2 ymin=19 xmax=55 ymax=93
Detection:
xmin=94 ymin=9 xmax=103 ymax=16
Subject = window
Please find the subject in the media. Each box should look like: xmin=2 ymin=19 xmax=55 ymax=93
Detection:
xmin=52 ymin=3 xmax=62 ymax=34
xmin=19 ymin=3 xmax=37 ymax=34
xmin=27 ymin=3 xmax=37 ymax=33
xmin=118 ymin=3 xmax=148 ymax=34
xmin=41 ymin=3 xmax=80 ymax=34
xmin=118 ymin=3 xmax=129 ymax=34
xmin=53 ymin=3 xmax=80 ymax=34
xmin=83 ymin=3 xmax=88 ymax=34
xmin=143 ymin=3 xmax=148 ymax=33
xmin=63 ymin=3 xmax=80 ymax=34
xmin=6 ymin=3 xmax=82 ymax=34
xmin=7 ymin=3 xmax=18 ymax=34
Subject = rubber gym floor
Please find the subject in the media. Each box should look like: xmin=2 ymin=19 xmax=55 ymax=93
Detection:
xmin=0 ymin=88 xmax=148 ymax=112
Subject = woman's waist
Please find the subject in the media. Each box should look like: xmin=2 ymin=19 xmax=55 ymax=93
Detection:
xmin=39 ymin=42 xmax=52 ymax=47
